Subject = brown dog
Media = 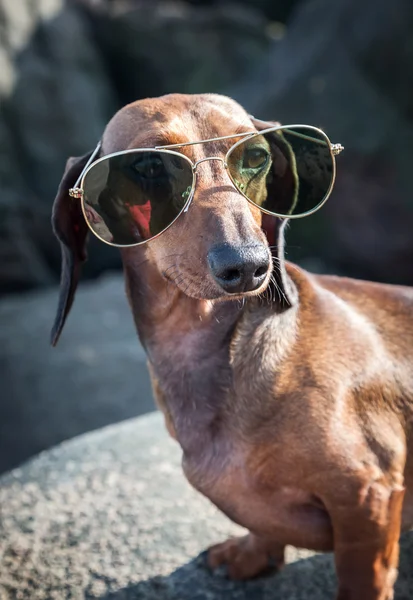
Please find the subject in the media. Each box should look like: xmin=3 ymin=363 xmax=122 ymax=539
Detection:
xmin=51 ymin=93 xmax=413 ymax=600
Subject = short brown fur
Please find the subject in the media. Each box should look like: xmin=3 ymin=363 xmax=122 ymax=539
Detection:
xmin=51 ymin=93 xmax=413 ymax=600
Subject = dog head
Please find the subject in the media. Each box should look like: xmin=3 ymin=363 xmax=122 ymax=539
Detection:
xmin=51 ymin=93 xmax=295 ymax=345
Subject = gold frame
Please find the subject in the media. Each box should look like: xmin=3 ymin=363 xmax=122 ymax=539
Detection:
xmin=69 ymin=124 xmax=344 ymax=248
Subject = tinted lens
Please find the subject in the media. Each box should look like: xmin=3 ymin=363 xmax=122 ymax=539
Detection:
xmin=82 ymin=150 xmax=193 ymax=246
xmin=227 ymin=126 xmax=334 ymax=217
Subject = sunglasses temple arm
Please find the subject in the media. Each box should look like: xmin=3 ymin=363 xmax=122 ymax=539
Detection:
xmin=283 ymin=129 xmax=328 ymax=146
xmin=281 ymin=129 xmax=344 ymax=156
xmin=69 ymin=141 xmax=102 ymax=198
xmin=252 ymin=122 xmax=328 ymax=147
xmin=249 ymin=115 xmax=343 ymax=154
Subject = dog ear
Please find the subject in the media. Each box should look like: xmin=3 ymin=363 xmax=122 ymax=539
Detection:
xmin=250 ymin=117 xmax=298 ymax=308
xmin=50 ymin=151 xmax=93 ymax=346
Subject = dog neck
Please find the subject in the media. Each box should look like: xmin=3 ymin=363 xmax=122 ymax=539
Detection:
xmin=122 ymin=249 xmax=298 ymax=455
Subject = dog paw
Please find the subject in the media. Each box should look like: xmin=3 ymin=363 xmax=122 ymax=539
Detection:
xmin=207 ymin=534 xmax=284 ymax=580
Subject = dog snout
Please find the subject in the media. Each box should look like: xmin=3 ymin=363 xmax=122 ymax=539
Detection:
xmin=207 ymin=243 xmax=270 ymax=294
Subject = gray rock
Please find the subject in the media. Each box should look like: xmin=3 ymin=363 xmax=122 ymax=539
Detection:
xmin=0 ymin=274 xmax=154 ymax=474
xmin=0 ymin=411 xmax=412 ymax=599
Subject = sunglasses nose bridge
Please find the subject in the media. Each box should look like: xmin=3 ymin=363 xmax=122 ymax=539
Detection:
xmin=183 ymin=156 xmax=236 ymax=214
xmin=183 ymin=156 xmax=241 ymax=213
xmin=192 ymin=156 xmax=226 ymax=171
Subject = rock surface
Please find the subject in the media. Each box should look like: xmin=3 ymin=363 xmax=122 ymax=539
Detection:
xmin=0 ymin=411 xmax=412 ymax=599
xmin=0 ymin=274 xmax=154 ymax=474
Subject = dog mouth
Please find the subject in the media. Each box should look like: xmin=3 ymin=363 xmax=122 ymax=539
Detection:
xmin=162 ymin=257 xmax=272 ymax=301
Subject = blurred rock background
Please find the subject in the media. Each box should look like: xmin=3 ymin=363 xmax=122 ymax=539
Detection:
xmin=0 ymin=0 xmax=412 ymax=473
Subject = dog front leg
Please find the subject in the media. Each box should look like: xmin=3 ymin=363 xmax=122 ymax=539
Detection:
xmin=330 ymin=483 xmax=405 ymax=600
xmin=207 ymin=532 xmax=285 ymax=579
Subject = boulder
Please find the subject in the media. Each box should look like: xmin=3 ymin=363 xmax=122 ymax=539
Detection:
xmin=1 ymin=411 xmax=413 ymax=598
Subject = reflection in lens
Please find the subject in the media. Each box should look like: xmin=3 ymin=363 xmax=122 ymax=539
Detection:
xmin=227 ymin=126 xmax=334 ymax=217
xmin=82 ymin=151 xmax=193 ymax=246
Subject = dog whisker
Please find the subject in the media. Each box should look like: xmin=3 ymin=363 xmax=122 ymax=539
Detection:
xmin=164 ymin=265 xmax=177 ymax=275
xmin=269 ymin=274 xmax=281 ymax=304
xmin=268 ymin=280 xmax=273 ymax=305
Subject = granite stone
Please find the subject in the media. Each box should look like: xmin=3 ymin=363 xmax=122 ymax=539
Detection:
xmin=0 ymin=412 xmax=412 ymax=599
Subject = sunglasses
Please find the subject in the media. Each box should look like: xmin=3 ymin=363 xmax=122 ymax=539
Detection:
xmin=69 ymin=123 xmax=344 ymax=248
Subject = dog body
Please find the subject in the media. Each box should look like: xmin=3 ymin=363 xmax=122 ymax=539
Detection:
xmin=126 ymin=253 xmax=413 ymax=588
xmin=52 ymin=94 xmax=413 ymax=600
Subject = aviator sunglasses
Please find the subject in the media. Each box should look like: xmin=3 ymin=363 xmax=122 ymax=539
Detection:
xmin=69 ymin=122 xmax=344 ymax=248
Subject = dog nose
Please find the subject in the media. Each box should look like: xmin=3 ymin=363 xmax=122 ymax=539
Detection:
xmin=207 ymin=243 xmax=270 ymax=294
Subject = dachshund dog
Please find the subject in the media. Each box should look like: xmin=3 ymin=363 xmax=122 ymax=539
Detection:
xmin=51 ymin=93 xmax=413 ymax=600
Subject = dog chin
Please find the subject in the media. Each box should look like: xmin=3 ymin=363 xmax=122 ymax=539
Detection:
xmin=172 ymin=274 xmax=271 ymax=302
xmin=217 ymin=278 xmax=272 ymax=302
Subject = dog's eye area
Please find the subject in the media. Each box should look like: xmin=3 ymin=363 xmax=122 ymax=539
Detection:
xmin=131 ymin=155 xmax=165 ymax=179
xmin=242 ymin=147 xmax=269 ymax=170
